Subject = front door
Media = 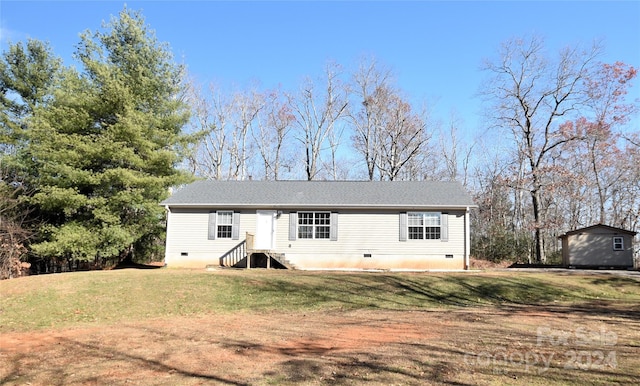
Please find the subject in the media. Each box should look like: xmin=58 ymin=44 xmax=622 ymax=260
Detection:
xmin=255 ymin=210 xmax=277 ymax=250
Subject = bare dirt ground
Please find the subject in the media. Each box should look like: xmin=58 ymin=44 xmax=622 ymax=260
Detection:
xmin=2 ymin=305 xmax=638 ymax=385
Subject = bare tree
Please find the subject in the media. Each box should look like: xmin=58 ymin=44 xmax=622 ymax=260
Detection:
xmin=613 ymin=138 xmax=640 ymax=231
xmin=624 ymin=133 xmax=640 ymax=148
xmin=549 ymin=134 xmax=593 ymax=230
xmin=227 ymin=88 xmax=264 ymax=180
xmin=348 ymin=57 xmax=393 ymax=180
xmin=252 ymin=88 xmax=295 ymax=180
xmin=372 ymin=85 xmax=429 ymax=181
xmin=581 ymin=62 xmax=638 ymax=224
xmin=543 ymin=62 xmax=638 ymax=232
xmin=289 ymin=62 xmax=348 ymax=180
xmin=186 ymin=82 xmax=231 ymax=180
xmin=482 ymin=36 xmax=601 ymax=263
xmin=469 ymin=152 xmax=533 ymax=262
xmin=439 ymin=112 xmax=474 ymax=186
xmin=324 ymin=120 xmax=346 ymax=180
xmin=187 ymin=83 xmax=264 ymax=181
xmin=0 ymin=167 xmax=32 ymax=279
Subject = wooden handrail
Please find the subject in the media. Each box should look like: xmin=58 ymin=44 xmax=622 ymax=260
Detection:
xmin=219 ymin=239 xmax=247 ymax=267
xmin=246 ymin=232 xmax=255 ymax=252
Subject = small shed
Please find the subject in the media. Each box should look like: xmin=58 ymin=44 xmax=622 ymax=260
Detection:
xmin=558 ymin=224 xmax=637 ymax=268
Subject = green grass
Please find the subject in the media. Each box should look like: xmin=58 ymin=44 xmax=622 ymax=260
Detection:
xmin=2 ymin=269 xmax=640 ymax=385
xmin=1 ymin=268 xmax=638 ymax=332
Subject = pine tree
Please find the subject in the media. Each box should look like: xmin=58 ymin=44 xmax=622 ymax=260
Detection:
xmin=26 ymin=8 xmax=193 ymax=265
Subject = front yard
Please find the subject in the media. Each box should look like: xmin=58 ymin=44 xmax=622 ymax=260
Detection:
xmin=1 ymin=268 xmax=638 ymax=385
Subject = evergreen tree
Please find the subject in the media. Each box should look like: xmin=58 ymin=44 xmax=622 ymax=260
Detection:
xmin=26 ymin=8 xmax=193 ymax=265
xmin=1 ymin=39 xmax=61 ymax=165
xmin=0 ymin=40 xmax=62 ymax=273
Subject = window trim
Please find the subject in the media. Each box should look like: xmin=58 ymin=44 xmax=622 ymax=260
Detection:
xmin=208 ymin=211 xmax=240 ymax=240
xmin=216 ymin=210 xmax=234 ymax=239
xmin=406 ymin=212 xmax=442 ymax=240
xmin=613 ymin=236 xmax=624 ymax=251
xmin=297 ymin=211 xmax=332 ymax=240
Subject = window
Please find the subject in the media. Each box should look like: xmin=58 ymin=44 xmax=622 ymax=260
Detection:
xmin=613 ymin=236 xmax=624 ymax=251
xmin=208 ymin=211 xmax=239 ymax=240
xmin=298 ymin=212 xmax=331 ymax=239
xmin=216 ymin=211 xmax=233 ymax=239
xmin=408 ymin=212 xmax=441 ymax=240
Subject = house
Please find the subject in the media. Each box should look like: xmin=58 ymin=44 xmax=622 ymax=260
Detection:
xmin=558 ymin=224 xmax=637 ymax=269
xmin=161 ymin=180 xmax=476 ymax=271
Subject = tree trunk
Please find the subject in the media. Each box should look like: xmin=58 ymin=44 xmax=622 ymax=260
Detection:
xmin=531 ymin=188 xmax=545 ymax=263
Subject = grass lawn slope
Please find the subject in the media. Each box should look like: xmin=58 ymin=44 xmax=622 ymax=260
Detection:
xmin=1 ymin=269 xmax=639 ymax=385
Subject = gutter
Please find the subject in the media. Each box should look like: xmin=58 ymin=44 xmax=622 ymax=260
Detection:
xmin=465 ymin=206 xmax=471 ymax=270
xmin=160 ymin=203 xmax=478 ymax=210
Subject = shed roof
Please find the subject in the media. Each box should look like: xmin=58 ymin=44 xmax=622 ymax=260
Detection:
xmin=161 ymin=180 xmax=476 ymax=209
xmin=558 ymin=224 xmax=638 ymax=238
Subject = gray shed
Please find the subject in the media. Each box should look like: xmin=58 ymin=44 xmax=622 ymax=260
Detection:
xmin=558 ymin=224 xmax=637 ymax=268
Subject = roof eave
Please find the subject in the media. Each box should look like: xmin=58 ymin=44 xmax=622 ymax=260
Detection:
xmin=162 ymin=203 xmax=477 ymax=210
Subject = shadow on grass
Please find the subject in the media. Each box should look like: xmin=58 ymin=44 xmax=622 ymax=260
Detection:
xmin=113 ymin=261 xmax=165 ymax=270
xmin=3 ymin=312 xmax=638 ymax=385
xmin=589 ymin=275 xmax=640 ymax=287
xmin=250 ymin=273 xmax=640 ymax=321
xmin=34 ymin=337 xmax=247 ymax=385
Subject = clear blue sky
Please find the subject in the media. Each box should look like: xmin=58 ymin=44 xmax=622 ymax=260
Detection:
xmin=1 ymin=1 xmax=639 ymax=139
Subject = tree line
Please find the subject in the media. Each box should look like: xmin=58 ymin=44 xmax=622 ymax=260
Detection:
xmin=1 ymin=8 xmax=638 ymax=278
xmin=184 ymin=59 xmax=449 ymax=183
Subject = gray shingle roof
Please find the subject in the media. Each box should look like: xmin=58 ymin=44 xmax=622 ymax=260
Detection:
xmin=161 ymin=180 xmax=476 ymax=209
xmin=558 ymin=224 xmax=637 ymax=238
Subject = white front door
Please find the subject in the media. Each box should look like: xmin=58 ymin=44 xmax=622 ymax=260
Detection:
xmin=255 ymin=210 xmax=277 ymax=250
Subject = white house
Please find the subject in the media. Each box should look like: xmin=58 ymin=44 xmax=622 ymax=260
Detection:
xmin=161 ymin=180 xmax=476 ymax=271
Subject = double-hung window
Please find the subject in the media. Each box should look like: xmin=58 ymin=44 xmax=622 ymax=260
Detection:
xmin=408 ymin=212 xmax=441 ymax=240
xmin=298 ymin=212 xmax=331 ymax=239
xmin=216 ymin=211 xmax=233 ymax=238
xmin=208 ymin=211 xmax=239 ymax=240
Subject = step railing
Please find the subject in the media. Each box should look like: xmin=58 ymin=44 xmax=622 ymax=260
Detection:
xmin=218 ymin=233 xmax=296 ymax=269
xmin=246 ymin=232 xmax=255 ymax=252
xmin=219 ymin=233 xmax=255 ymax=268
xmin=219 ymin=240 xmax=247 ymax=267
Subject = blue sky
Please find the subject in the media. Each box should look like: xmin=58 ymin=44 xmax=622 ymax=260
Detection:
xmin=1 ymin=1 xmax=639 ymax=140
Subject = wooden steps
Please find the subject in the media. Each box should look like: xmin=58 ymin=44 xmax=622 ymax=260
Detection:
xmin=217 ymin=233 xmax=296 ymax=269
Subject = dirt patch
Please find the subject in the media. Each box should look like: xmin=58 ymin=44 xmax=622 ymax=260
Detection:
xmin=1 ymin=311 xmax=438 ymax=385
xmin=2 ymin=307 xmax=639 ymax=385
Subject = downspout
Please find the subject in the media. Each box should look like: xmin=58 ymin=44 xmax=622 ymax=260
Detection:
xmin=164 ymin=205 xmax=171 ymax=267
xmin=464 ymin=206 xmax=470 ymax=270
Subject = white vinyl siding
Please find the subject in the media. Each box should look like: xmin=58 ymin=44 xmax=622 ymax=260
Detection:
xmin=167 ymin=208 xmax=466 ymax=270
xmin=277 ymin=210 xmax=465 ymax=269
xmin=168 ymin=209 xmax=253 ymax=268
